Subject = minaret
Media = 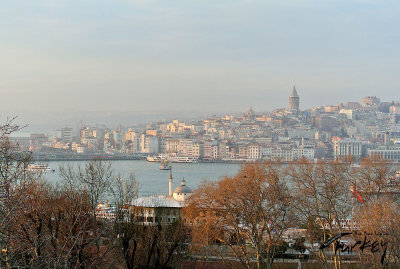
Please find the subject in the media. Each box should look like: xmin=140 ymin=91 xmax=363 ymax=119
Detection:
xmin=289 ymin=85 xmax=300 ymax=112
xmin=168 ymin=169 xmax=173 ymax=196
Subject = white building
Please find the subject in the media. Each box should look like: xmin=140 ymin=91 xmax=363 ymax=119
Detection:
xmin=368 ymin=148 xmax=400 ymax=162
xmin=247 ymin=144 xmax=261 ymax=160
xmin=130 ymin=172 xmax=193 ymax=225
xmin=166 ymin=139 xmax=180 ymax=154
xmin=339 ymin=109 xmax=355 ymax=120
xmin=292 ymin=146 xmax=315 ymax=160
xmin=334 ymin=138 xmax=364 ymax=160
xmin=56 ymin=127 xmax=73 ymax=143
xmin=179 ymin=139 xmax=194 ymax=156
xmin=203 ymin=140 xmax=213 ymax=160
xmin=261 ymin=146 xmax=314 ymax=162
xmin=140 ymin=134 xmax=159 ymax=154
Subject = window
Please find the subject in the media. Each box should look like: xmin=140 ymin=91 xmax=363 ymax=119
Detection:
xmin=146 ymin=217 xmax=153 ymax=223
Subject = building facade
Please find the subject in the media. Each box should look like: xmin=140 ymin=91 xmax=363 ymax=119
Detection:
xmin=334 ymin=138 xmax=364 ymax=160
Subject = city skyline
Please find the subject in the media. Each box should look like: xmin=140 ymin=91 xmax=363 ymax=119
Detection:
xmin=2 ymin=2 xmax=400 ymax=267
xmin=1 ymin=0 xmax=400 ymax=116
xmin=16 ymin=87 xmax=400 ymax=164
xmin=6 ymin=89 xmax=398 ymax=135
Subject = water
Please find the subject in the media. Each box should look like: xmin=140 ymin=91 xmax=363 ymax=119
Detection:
xmin=44 ymin=160 xmax=241 ymax=196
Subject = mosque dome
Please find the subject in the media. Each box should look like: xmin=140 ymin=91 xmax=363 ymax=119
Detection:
xmin=173 ymin=178 xmax=193 ymax=194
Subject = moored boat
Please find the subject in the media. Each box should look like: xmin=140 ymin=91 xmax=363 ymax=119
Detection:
xmin=168 ymin=156 xmax=198 ymax=163
xmin=160 ymin=160 xmax=172 ymax=170
xmin=146 ymin=154 xmax=166 ymax=162
xmin=27 ymin=164 xmax=55 ymax=173
xmin=147 ymin=154 xmax=198 ymax=163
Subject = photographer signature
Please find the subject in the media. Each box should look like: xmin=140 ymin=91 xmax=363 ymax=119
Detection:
xmin=320 ymin=232 xmax=388 ymax=265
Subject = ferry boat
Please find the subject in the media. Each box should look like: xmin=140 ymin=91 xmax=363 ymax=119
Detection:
xmin=147 ymin=154 xmax=198 ymax=163
xmin=168 ymin=156 xmax=198 ymax=163
xmin=146 ymin=154 xmax=166 ymax=162
xmin=27 ymin=164 xmax=55 ymax=173
xmin=160 ymin=160 xmax=172 ymax=170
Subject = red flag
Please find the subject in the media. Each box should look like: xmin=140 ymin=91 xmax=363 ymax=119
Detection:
xmin=351 ymin=184 xmax=364 ymax=204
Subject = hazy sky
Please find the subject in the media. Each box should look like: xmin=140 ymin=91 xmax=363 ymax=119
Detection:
xmin=1 ymin=0 xmax=400 ymax=116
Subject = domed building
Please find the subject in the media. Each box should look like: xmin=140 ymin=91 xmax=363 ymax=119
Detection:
xmin=130 ymin=170 xmax=193 ymax=225
xmin=173 ymin=178 xmax=193 ymax=202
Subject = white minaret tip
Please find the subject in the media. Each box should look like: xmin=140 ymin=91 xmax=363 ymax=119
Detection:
xmin=168 ymin=169 xmax=173 ymax=196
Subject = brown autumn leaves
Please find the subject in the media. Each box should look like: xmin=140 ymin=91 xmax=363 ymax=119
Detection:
xmin=0 ymin=119 xmax=187 ymax=268
xmin=2 ymin=118 xmax=400 ymax=269
xmin=186 ymin=159 xmax=400 ymax=269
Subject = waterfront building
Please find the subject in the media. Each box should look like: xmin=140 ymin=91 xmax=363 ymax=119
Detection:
xmin=56 ymin=127 xmax=73 ymax=143
xmin=113 ymin=130 xmax=122 ymax=145
xmin=79 ymin=127 xmax=91 ymax=142
xmin=247 ymin=144 xmax=261 ymax=160
xmin=140 ymin=134 xmax=159 ymax=154
xmin=271 ymin=147 xmax=293 ymax=162
xmin=166 ymin=138 xmax=180 ymax=154
xmin=179 ymin=139 xmax=195 ymax=156
xmin=93 ymin=128 xmax=105 ymax=140
xmin=261 ymin=145 xmax=314 ymax=162
xmin=368 ymin=148 xmax=400 ymax=162
xmin=261 ymin=146 xmax=272 ymax=159
xmin=212 ymin=145 xmax=219 ymax=159
xmin=202 ymin=140 xmax=213 ymax=160
xmin=76 ymin=145 xmax=87 ymax=154
xmin=29 ymin=134 xmax=47 ymax=151
xmin=124 ymin=129 xmax=140 ymax=153
xmin=238 ymin=145 xmax=248 ymax=159
xmin=292 ymin=146 xmax=315 ymax=160
xmin=192 ymin=142 xmax=202 ymax=158
xmin=333 ymin=138 xmax=364 ymax=160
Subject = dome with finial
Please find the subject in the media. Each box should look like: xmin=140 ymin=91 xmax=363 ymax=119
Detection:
xmin=173 ymin=178 xmax=192 ymax=202
xmin=173 ymin=178 xmax=192 ymax=194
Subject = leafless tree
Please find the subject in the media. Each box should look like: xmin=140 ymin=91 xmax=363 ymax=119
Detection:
xmin=289 ymin=158 xmax=354 ymax=269
xmin=59 ymin=159 xmax=114 ymax=218
xmin=0 ymin=117 xmax=32 ymax=268
xmin=353 ymin=157 xmax=399 ymax=203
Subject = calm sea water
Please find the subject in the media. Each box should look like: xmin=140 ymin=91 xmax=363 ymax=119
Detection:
xmin=44 ymin=160 xmax=241 ymax=196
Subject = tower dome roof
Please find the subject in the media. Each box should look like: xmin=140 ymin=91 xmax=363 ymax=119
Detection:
xmin=173 ymin=178 xmax=192 ymax=194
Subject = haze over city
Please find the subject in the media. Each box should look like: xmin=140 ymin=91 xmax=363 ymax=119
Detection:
xmin=3 ymin=1 xmax=400 ymax=268
xmin=1 ymin=0 xmax=400 ymax=127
